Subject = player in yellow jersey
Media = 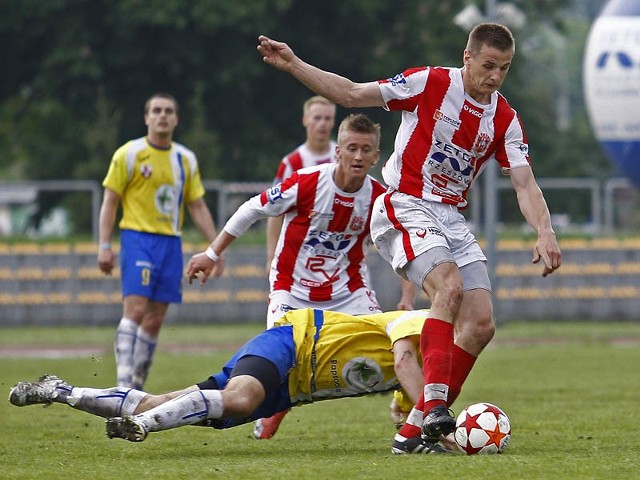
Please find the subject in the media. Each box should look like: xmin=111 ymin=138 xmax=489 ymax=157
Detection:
xmin=97 ymin=93 xmax=224 ymax=390
xmin=9 ymin=308 xmax=449 ymax=454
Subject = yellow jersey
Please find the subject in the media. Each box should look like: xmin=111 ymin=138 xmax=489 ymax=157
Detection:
xmin=102 ymin=137 xmax=206 ymax=236
xmin=275 ymin=308 xmax=427 ymax=405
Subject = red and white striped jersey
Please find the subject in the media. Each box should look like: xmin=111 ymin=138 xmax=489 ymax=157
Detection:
xmin=272 ymin=141 xmax=337 ymax=185
xmin=378 ymin=66 xmax=530 ymax=208
xmin=224 ymin=163 xmax=386 ymax=302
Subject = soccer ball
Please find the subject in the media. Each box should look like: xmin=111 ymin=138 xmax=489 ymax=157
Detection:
xmin=453 ymin=402 xmax=511 ymax=455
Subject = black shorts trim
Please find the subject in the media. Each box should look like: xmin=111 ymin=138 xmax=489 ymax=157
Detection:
xmin=231 ymin=355 xmax=281 ymax=396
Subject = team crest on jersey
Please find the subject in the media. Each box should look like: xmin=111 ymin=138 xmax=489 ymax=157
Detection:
xmin=350 ymin=216 xmax=364 ymax=231
xmin=342 ymin=357 xmax=384 ymax=391
xmin=155 ymin=185 xmax=178 ymax=214
xmin=434 ymin=109 xmax=461 ymax=128
xmin=140 ymin=164 xmax=153 ymax=179
xmin=519 ymin=143 xmax=529 ymax=154
xmin=473 ymin=133 xmax=491 ymax=155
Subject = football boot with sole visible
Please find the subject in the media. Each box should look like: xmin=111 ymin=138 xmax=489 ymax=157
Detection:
xmin=106 ymin=415 xmax=148 ymax=442
xmin=9 ymin=374 xmax=69 ymax=407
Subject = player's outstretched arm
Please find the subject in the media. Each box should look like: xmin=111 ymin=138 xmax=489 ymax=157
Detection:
xmin=257 ymin=35 xmax=385 ymax=109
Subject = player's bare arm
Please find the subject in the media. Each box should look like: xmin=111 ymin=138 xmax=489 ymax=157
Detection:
xmin=97 ymin=188 xmax=120 ymax=275
xmin=257 ymin=35 xmax=384 ymax=109
xmin=509 ymin=166 xmax=562 ymax=277
xmin=396 ymin=279 xmax=417 ymax=310
xmin=187 ymin=197 xmax=218 ymax=243
xmin=265 ymin=215 xmax=284 ymax=275
xmin=187 ymin=198 xmax=226 ymax=276
xmin=391 ymin=337 xmax=423 ymax=403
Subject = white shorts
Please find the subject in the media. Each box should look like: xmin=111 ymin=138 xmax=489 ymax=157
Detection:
xmin=266 ymin=288 xmax=382 ymax=328
xmin=370 ymin=190 xmax=486 ymax=273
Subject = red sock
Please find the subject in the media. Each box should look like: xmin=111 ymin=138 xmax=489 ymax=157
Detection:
xmin=397 ymin=397 xmax=424 ymax=439
xmin=420 ymin=318 xmax=454 ymax=411
xmin=447 ymin=344 xmax=477 ymax=407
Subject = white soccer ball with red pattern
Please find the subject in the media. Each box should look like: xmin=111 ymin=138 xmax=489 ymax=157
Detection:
xmin=454 ymin=402 xmax=511 ymax=455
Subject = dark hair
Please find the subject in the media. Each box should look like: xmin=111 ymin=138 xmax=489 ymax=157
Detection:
xmin=467 ymin=23 xmax=515 ymax=54
xmin=337 ymin=113 xmax=381 ymax=148
xmin=144 ymin=92 xmax=179 ymax=114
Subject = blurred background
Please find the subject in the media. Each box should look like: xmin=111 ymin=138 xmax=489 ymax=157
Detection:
xmin=1 ymin=0 xmax=640 ymax=324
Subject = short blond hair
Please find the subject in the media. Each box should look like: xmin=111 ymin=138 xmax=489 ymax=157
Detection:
xmin=337 ymin=114 xmax=381 ymax=149
xmin=303 ymin=95 xmax=336 ymax=116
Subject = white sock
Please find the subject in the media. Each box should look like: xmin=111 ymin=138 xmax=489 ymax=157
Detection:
xmin=114 ymin=317 xmax=138 ymax=387
xmin=405 ymin=405 xmax=424 ymax=428
xmin=131 ymin=328 xmax=158 ymax=389
xmin=136 ymin=390 xmax=223 ymax=433
xmin=424 ymin=383 xmax=449 ymax=402
xmin=66 ymin=387 xmax=147 ymax=418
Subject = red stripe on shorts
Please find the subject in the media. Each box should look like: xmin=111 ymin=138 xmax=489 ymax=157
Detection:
xmin=383 ymin=192 xmax=416 ymax=262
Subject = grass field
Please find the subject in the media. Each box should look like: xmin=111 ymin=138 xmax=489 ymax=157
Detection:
xmin=1 ymin=321 xmax=639 ymax=479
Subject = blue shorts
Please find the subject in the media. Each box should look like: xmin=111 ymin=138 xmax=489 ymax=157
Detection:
xmin=120 ymin=229 xmax=183 ymax=303
xmin=208 ymin=326 xmax=296 ymax=428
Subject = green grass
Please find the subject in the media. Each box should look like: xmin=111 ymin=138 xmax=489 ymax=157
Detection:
xmin=1 ymin=321 xmax=639 ymax=479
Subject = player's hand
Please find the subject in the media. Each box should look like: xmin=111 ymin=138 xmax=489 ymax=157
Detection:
xmin=211 ymin=254 xmax=225 ymax=279
xmin=389 ymin=396 xmax=409 ymax=430
xmin=532 ymin=231 xmax=561 ymax=277
xmin=396 ymin=300 xmax=414 ymax=311
xmin=186 ymin=252 xmax=225 ymax=285
xmin=397 ymin=279 xmax=416 ymax=310
xmin=257 ymin=35 xmax=296 ymax=72
xmin=97 ymin=249 xmax=115 ymax=275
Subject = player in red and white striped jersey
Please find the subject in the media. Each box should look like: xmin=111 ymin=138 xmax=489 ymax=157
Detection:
xmin=187 ymin=114 xmax=396 ymax=324
xmin=272 ymin=96 xmax=337 ymax=186
xmin=188 ymin=113 xmax=416 ymax=440
xmin=266 ymin=96 xmax=338 ymax=275
xmin=258 ymin=22 xmax=561 ymax=452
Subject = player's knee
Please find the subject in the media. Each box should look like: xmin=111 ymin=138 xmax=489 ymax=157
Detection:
xmin=223 ymin=393 xmax=258 ymax=418
xmin=143 ymin=315 xmax=164 ymax=332
xmin=458 ymin=312 xmax=495 ymax=348
xmin=440 ymin=281 xmax=464 ymax=313
xmin=133 ymin=393 xmax=159 ymax=414
xmin=475 ymin=317 xmax=495 ymax=346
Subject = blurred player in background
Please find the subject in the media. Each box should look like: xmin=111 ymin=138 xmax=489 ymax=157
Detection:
xmin=97 ymin=92 xmax=223 ymax=390
xmin=186 ymin=113 xmax=415 ymax=438
xmin=266 ymin=96 xmax=338 ymax=273
xmin=10 ymin=308 xmax=446 ymax=454
xmin=257 ymin=22 xmax=561 ymax=448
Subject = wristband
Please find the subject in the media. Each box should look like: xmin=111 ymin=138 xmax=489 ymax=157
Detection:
xmin=99 ymin=243 xmax=112 ymax=250
xmin=205 ymin=247 xmax=219 ymax=262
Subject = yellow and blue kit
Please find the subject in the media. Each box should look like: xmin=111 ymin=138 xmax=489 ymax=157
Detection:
xmin=206 ymin=308 xmax=427 ymax=428
xmin=102 ymin=137 xmax=205 ymax=236
xmin=103 ymin=137 xmax=206 ymax=302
